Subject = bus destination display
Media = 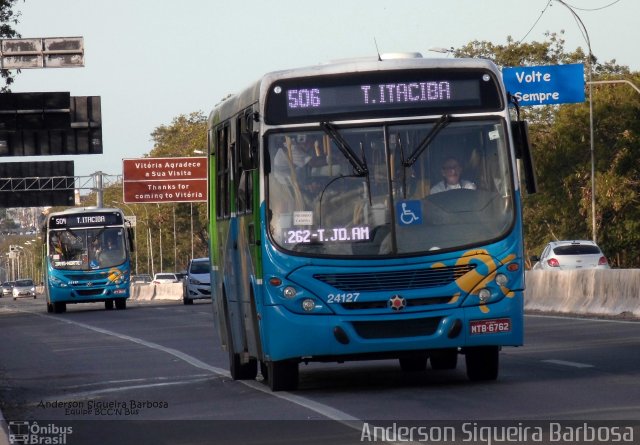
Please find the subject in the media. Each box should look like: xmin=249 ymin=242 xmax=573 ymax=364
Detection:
xmin=265 ymin=70 xmax=500 ymax=123
xmin=284 ymin=80 xmax=479 ymax=117
xmin=49 ymin=212 xmax=123 ymax=229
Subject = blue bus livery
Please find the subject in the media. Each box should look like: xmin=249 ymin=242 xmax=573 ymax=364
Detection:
xmin=43 ymin=207 xmax=134 ymax=313
xmin=208 ymin=54 xmax=536 ymax=390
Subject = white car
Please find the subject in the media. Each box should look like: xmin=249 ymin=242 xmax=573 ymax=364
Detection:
xmin=183 ymin=258 xmax=211 ymax=305
xmin=152 ymin=273 xmax=180 ymax=284
xmin=12 ymin=279 xmax=37 ymax=300
xmin=531 ymin=240 xmax=610 ymax=270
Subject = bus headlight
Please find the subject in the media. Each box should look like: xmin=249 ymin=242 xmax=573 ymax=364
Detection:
xmin=283 ymin=286 xmax=297 ymax=299
xmin=495 ymin=273 xmax=509 ymax=287
xmin=301 ymin=299 xmax=316 ymax=312
xmin=478 ymin=288 xmax=491 ymax=303
xmin=49 ymin=276 xmax=68 ymax=288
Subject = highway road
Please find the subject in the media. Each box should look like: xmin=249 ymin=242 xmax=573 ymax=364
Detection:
xmin=0 ymin=296 xmax=638 ymax=444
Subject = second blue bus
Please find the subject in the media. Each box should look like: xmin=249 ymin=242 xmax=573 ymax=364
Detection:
xmin=42 ymin=207 xmax=134 ymax=313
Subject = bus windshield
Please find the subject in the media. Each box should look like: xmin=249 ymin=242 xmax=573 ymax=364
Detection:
xmin=267 ymin=118 xmax=514 ymax=256
xmin=49 ymin=227 xmax=127 ymax=270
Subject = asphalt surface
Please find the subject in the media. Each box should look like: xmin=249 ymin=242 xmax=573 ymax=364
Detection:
xmin=0 ymin=296 xmax=638 ymax=444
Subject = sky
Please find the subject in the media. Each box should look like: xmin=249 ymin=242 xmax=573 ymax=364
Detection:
xmin=6 ymin=0 xmax=640 ymax=178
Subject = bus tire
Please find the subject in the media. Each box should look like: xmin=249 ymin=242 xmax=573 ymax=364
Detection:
xmin=465 ymin=346 xmax=499 ymax=381
xmin=399 ymin=354 xmax=428 ymax=372
xmin=430 ymin=348 xmax=458 ymax=370
xmin=47 ymin=303 xmax=53 ymax=313
xmin=267 ymin=360 xmax=298 ymax=391
xmin=223 ymin=298 xmax=257 ymax=380
xmin=53 ymin=302 xmax=66 ymax=314
xmin=105 ymin=300 xmax=114 ymax=310
xmin=115 ymin=299 xmax=126 ymax=310
xmin=183 ymin=298 xmax=193 ymax=305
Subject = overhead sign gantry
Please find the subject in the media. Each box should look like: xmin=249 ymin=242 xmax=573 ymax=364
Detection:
xmin=0 ymin=37 xmax=104 ymax=208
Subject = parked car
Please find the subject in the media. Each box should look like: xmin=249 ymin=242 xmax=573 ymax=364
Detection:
xmin=183 ymin=258 xmax=211 ymax=305
xmin=12 ymin=279 xmax=36 ymax=300
xmin=131 ymin=274 xmax=153 ymax=285
xmin=152 ymin=273 xmax=180 ymax=284
xmin=1 ymin=281 xmax=14 ymax=298
xmin=531 ymin=240 xmax=610 ymax=270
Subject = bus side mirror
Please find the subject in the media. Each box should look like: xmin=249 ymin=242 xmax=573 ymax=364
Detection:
xmin=127 ymin=227 xmax=135 ymax=252
xmin=512 ymin=120 xmax=537 ymax=195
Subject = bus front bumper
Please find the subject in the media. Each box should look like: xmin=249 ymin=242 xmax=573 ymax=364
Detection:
xmin=260 ymin=293 xmax=523 ymax=362
xmin=48 ymin=287 xmax=129 ymax=303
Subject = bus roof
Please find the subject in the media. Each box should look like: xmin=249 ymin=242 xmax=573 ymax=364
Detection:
xmin=208 ymin=55 xmax=501 ymax=126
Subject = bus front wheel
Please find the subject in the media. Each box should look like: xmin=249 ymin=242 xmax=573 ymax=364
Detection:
xmin=465 ymin=346 xmax=499 ymax=381
xmin=266 ymin=360 xmax=299 ymax=391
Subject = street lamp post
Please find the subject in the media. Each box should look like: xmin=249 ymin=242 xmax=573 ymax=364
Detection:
xmin=143 ymin=205 xmax=153 ymax=276
xmin=556 ymin=0 xmax=597 ymax=242
xmin=156 ymin=204 xmax=163 ymax=273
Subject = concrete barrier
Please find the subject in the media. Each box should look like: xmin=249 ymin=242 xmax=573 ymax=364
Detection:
xmin=127 ymin=271 xmax=640 ymax=316
xmin=525 ymin=269 xmax=640 ymax=317
xmin=130 ymin=283 xmax=155 ymax=301
xmin=129 ymin=283 xmax=183 ymax=301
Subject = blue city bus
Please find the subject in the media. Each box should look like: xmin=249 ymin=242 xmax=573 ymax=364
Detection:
xmin=208 ymin=54 xmax=536 ymax=390
xmin=42 ymin=207 xmax=134 ymax=313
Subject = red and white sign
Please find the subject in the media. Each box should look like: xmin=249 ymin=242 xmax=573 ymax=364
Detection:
xmin=469 ymin=318 xmax=512 ymax=335
xmin=123 ymin=157 xmax=208 ymax=203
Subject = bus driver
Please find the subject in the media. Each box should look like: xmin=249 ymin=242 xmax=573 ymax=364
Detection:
xmin=430 ymin=157 xmax=476 ymax=194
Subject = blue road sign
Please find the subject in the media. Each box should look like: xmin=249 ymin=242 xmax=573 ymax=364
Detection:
xmin=503 ymin=63 xmax=585 ymax=106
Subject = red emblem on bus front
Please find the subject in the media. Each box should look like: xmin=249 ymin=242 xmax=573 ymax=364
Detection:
xmin=389 ymin=295 xmax=406 ymax=311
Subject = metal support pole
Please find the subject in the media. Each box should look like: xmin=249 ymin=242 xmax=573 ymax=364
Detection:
xmin=173 ymin=205 xmax=177 ymax=271
xmin=557 ymin=0 xmax=597 ymax=242
xmin=94 ymin=171 xmax=104 ymax=208
xmin=190 ymin=203 xmax=194 ymax=260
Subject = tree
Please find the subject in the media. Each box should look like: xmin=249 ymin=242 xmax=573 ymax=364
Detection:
xmin=0 ymin=0 xmax=22 ymax=92
xmin=456 ymin=33 xmax=640 ymax=267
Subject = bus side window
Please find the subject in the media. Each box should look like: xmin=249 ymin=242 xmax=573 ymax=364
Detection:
xmin=236 ymin=110 xmax=254 ymax=215
xmin=216 ymin=124 xmax=231 ymax=220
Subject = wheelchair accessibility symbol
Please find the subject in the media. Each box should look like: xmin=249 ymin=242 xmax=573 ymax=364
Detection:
xmin=396 ymin=200 xmax=422 ymax=226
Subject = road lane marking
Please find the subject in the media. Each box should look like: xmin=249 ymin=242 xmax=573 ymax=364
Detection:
xmin=14 ymin=308 xmax=364 ymax=428
xmin=542 ymin=359 xmax=594 ymax=368
xmin=35 ymin=376 xmax=217 ymax=403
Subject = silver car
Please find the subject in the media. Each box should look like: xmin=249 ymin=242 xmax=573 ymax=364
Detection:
xmin=1 ymin=282 xmax=14 ymax=298
xmin=12 ymin=279 xmax=37 ymax=300
xmin=531 ymin=240 xmax=610 ymax=270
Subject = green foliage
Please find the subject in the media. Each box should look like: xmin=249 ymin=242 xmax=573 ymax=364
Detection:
xmin=456 ymin=33 xmax=640 ymax=267
xmin=0 ymin=0 xmax=21 ymax=92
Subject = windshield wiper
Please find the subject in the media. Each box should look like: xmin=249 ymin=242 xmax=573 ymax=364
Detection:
xmin=320 ymin=122 xmax=368 ymax=176
xmin=404 ymin=114 xmax=451 ymax=167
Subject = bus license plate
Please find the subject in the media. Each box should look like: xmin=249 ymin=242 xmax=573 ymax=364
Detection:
xmin=469 ymin=318 xmax=511 ymax=335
